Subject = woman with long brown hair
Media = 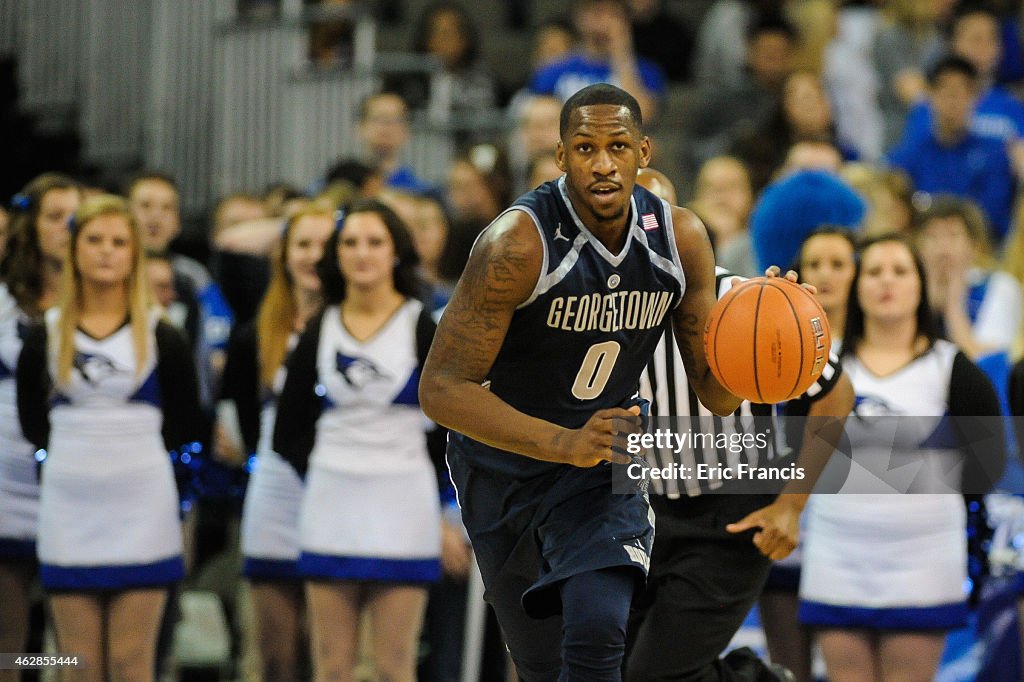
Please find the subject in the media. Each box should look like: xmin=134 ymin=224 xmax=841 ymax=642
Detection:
xmin=224 ymin=204 xmax=334 ymax=682
xmin=0 ymin=173 xmax=80 ymax=677
xmin=274 ymin=199 xmax=440 ymax=682
xmin=16 ymin=195 xmax=202 ymax=681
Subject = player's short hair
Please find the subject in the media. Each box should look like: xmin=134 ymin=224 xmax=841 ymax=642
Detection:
xmin=559 ymin=83 xmax=643 ymax=140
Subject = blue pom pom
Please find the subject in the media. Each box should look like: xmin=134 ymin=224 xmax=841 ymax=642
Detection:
xmin=11 ymin=194 xmax=30 ymax=211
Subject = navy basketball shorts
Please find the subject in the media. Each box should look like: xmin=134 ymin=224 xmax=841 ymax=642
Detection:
xmin=448 ymin=441 xmax=654 ymax=620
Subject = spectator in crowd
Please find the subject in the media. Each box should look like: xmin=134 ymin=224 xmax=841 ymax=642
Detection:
xmin=16 ymin=195 xmax=203 ymax=681
xmin=872 ymin=0 xmax=951 ymax=148
xmin=509 ymin=95 xmax=563 ymax=196
xmin=274 ymin=200 xmax=440 ymax=682
xmin=263 ymin=183 xmax=307 ymax=219
xmin=902 ymin=4 xmax=1024 ymax=146
xmin=781 ymin=139 xmax=846 ymax=176
xmin=223 ymin=205 xmax=334 ymax=682
xmin=797 ymin=225 xmax=856 ymax=344
xmin=209 ymin=193 xmax=271 ymax=326
xmin=527 ymin=152 xmax=565 ymax=190
xmin=407 ymin=2 xmax=497 ymax=116
xmin=145 ymin=250 xmax=194 ymax=337
xmin=324 ymin=158 xmax=384 ymax=199
xmin=127 ymin=172 xmax=235 ymax=400
xmin=800 ymin=233 xmax=1003 ymax=682
xmin=627 ymin=0 xmax=696 ymax=83
xmin=840 ymin=163 xmax=915 ymax=236
xmin=688 ymin=156 xmax=758 ymax=277
xmin=357 ymin=91 xmax=433 ymax=195
xmin=446 ymin=146 xmax=510 ymax=223
xmin=409 ymin=195 xmax=455 ymax=311
xmin=2 ymin=174 xmax=81 ymax=317
xmin=915 ymin=195 xmax=1021 ymax=419
xmin=529 ymin=0 xmax=665 ymax=122
xmin=308 ymin=0 xmax=357 ymax=67
xmin=825 ymin=0 xmax=885 ymax=160
xmin=886 ymin=56 xmax=1016 ymax=243
xmin=730 ymin=70 xmax=859 ymax=193
xmin=788 ymin=0 xmax=837 ymax=75
xmin=533 ymin=18 xmax=576 ymax=69
xmin=504 ymin=20 xmax=577 ymax=116
xmin=916 ymin=195 xmax=1022 ymax=362
xmin=0 ymin=173 xmax=81 ymax=674
xmin=693 ymin=0 xmax=789 ymax=89
xmin=691 ymin=13 xmax=798 ymax=163
xmin=750 ymin=166 xmax=865 ymax=273
xmin=211 ymin=193 xmax=268 ymax=244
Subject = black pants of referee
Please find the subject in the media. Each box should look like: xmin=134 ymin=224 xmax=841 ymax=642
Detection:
xmin=625 ymin=494 xmax=779 ymax=682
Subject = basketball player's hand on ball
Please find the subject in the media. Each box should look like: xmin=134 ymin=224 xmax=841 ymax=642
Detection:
xmin=764 ymin=265 xmax=817 ymax=296
xmin=724 ymin=496 xmax=801 ymax=561
xmin=560 ymin=406 xmax=642 ymax=467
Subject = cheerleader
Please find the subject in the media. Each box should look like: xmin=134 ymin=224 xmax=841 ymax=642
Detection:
xmin=0 ymin=173 xmax=80 ymax=672
xmin=222 ymin=205 xmax=334 ymax=682
xmin=799 ymin=234 xmax=1004 ymax=682
xmin=274 ymin=199 xmax=440 ymax=682
xmin=16 ymin=195 xmax=202 ymax=681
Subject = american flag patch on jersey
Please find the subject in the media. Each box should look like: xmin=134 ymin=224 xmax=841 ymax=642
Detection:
xmin=641 ymin=213 xmax=659 ymax=231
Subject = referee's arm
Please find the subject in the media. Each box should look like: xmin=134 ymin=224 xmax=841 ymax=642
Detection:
xmin=725 ymin=365 xmax=854 ymax=561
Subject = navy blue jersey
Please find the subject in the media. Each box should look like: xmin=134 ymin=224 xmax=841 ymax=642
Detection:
xmin=450 ymin=176 xmax=685 ymax=478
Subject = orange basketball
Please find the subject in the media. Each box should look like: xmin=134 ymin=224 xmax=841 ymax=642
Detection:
xmin=704 ymin=277 xmax=831 ymax=404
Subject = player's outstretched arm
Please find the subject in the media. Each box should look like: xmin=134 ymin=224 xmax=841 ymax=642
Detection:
xmin=419 ymin=210 xmax=634 ymax=467
xmin=669 ymin=207 xmax=743 ymax=416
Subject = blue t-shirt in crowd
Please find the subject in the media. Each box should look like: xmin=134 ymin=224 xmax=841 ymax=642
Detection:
xmin=387 ymin=166 xmax=434 ymax=195
xmin=529 ymin=53 xmax=666 ymax=105
xmin=886 ymin=131 xmax=1015 ymax=242
xmin=901 ymin=87 xmax=1024 ymax=144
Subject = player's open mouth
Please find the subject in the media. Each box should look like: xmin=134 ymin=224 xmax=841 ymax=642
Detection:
xmin=590 ymin=185 xmax=621 ymax=201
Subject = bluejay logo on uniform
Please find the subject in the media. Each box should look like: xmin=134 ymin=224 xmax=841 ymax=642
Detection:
xmin=73 ymin=352 xmax=125 ymax=386
xmin=336 ymin=352 xmax=388 ymax=388
xmin=853 ymin=394 xmax=899 ymax=418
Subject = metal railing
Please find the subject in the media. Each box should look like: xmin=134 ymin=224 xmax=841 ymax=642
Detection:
xmin=8 ymin=2 xmax=512 ymax=213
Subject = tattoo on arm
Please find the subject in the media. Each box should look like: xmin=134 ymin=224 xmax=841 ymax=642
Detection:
xmin=674 ymin=312 xmax=702 ymax=377
xmin=431 ymin=226 xmax=537 ymax=382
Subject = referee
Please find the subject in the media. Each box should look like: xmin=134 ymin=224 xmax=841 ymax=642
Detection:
xmin=624 ymin=266 xmax=854 ymax=681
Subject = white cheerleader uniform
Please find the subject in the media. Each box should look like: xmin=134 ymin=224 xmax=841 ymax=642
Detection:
xmin=239 ymin=331 xmax=304 ymax=580
xmin=24 ymin=310 xmax=191 ymax=590
xmin=295 ymin=301 xmax=441 ymax=582
xmin=0 ymin=285 xmax=39 ymax=559
xmin=800 ymin=340 xmax=970 ymax=629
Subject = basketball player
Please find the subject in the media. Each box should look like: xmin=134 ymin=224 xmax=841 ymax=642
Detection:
xmin=420 ymin=83 xmax=750 ymax=680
